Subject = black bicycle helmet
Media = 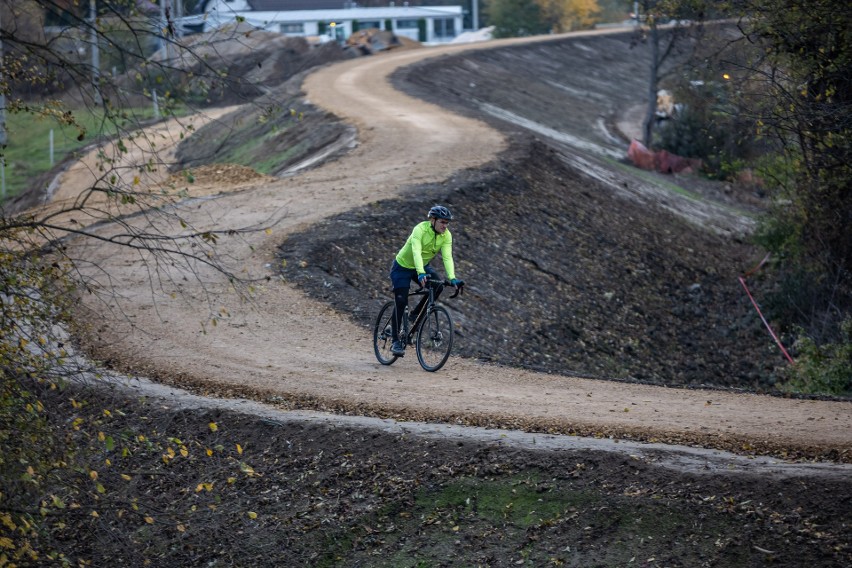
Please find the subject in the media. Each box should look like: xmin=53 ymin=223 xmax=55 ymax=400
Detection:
xmin=428 ymin=205 xmax=453 ymax=220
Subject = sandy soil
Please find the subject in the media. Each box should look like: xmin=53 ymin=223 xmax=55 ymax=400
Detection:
xmin=60 ymin=30 xmax=851 ymax=462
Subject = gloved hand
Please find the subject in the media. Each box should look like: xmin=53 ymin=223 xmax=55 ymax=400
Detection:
xmin=450 ymin=278 xmax=464 ymax=287
xmin=418 ymin=273 xmax=429 ymax=287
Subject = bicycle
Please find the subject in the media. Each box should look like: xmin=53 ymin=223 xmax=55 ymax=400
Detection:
xmin=373 ymin=279 xmax=462 ymax=372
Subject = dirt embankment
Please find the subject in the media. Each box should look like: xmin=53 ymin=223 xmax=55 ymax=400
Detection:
xmin=280 ymin=141 xmax=780 ymax=390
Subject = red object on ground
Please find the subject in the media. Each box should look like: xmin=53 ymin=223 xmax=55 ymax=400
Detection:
xmin=656 ymin=149 xmax=701 ymax=174
xmin=627 ymin=140 xmax=702 ymax=174
xmin=628 ymin=139 xmax=656 ymax=170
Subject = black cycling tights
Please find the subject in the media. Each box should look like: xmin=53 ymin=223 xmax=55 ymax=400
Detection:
xmin=391 ymin=287 xmax=409 ymax=342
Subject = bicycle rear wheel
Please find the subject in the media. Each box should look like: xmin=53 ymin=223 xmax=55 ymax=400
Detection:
xmin=416 ymin=306 xmax=453 ymax=371
xmin=373 ymin=301 xmax=399 ymax=365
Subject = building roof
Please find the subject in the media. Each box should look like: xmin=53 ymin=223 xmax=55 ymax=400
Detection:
xmin=224 ymin=6 xmax=462 ymax=25
xmin=244 ymin=1 xmax=463 ymax=8
xmin=247 ymin=1 xmax=346 ymax=9
xmin=199 ymin=1 xmax=462 ymax=16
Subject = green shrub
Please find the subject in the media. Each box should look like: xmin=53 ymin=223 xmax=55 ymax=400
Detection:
xmin=658 ymin=78 xmax=758 ymax=179
xmin=782 ymin=319 xmax=852 ymax=396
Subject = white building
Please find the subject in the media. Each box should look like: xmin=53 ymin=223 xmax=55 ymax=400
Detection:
xmin=186 ymin=1 xmax=464 ymax=44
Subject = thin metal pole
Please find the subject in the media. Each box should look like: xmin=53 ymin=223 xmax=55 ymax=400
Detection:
xmin=472 ymin=0 xmax=479 ymax=31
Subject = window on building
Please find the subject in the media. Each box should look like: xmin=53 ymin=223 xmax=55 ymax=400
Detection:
xmin=396 ymin=19 xmax=419 ymax=29
xmin=357 ymin=20 xmax=381 ymax=30
xmin=433 ymin=18 xmax=456 ymax=38
xmin=280 ymin=23 xmax=305 ymax=34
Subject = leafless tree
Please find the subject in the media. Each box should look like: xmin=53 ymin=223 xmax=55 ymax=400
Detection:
xmin=631 ymin=0 xmax=707 ymax=147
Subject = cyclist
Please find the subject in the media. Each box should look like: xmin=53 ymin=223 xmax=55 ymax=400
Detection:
xmin=389 ymin=205 xmax=464 ymax=356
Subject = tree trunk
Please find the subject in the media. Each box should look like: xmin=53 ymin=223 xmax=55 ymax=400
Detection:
xmin=642 ymin=17 xmax=660 ymax=147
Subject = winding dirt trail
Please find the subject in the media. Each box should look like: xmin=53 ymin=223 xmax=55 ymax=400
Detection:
xmin=63 ymin=32 xmax=851 ymax=461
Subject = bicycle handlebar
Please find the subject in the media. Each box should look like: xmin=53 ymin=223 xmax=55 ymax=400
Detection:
xmin=411 ymin=278 xmax=464 ymax=298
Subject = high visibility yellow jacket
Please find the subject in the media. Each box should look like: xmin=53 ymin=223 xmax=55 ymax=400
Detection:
xmin=395 ymin=221 xmax=456 ymax=280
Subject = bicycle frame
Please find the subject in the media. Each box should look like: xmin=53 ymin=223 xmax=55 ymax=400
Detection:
xmin=404 ymin=283 xmax=436 ymax=342
xmin=404 ymin=280 xmax=460 ymax=342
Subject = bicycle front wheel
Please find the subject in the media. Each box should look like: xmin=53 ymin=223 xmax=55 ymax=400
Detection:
xmin=373 ymin=301 xmax=398 ymax=365
xmin=416 ymin=306 xmax=453 ymax=372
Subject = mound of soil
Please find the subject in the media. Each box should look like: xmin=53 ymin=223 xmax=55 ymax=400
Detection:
xmin=173 ymin=73 xmax=354 ymax=177
xmin=145 ymin=27 xmax=356 ymax=107
xmin=278 ymin=140 xmax=782 ymax=390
